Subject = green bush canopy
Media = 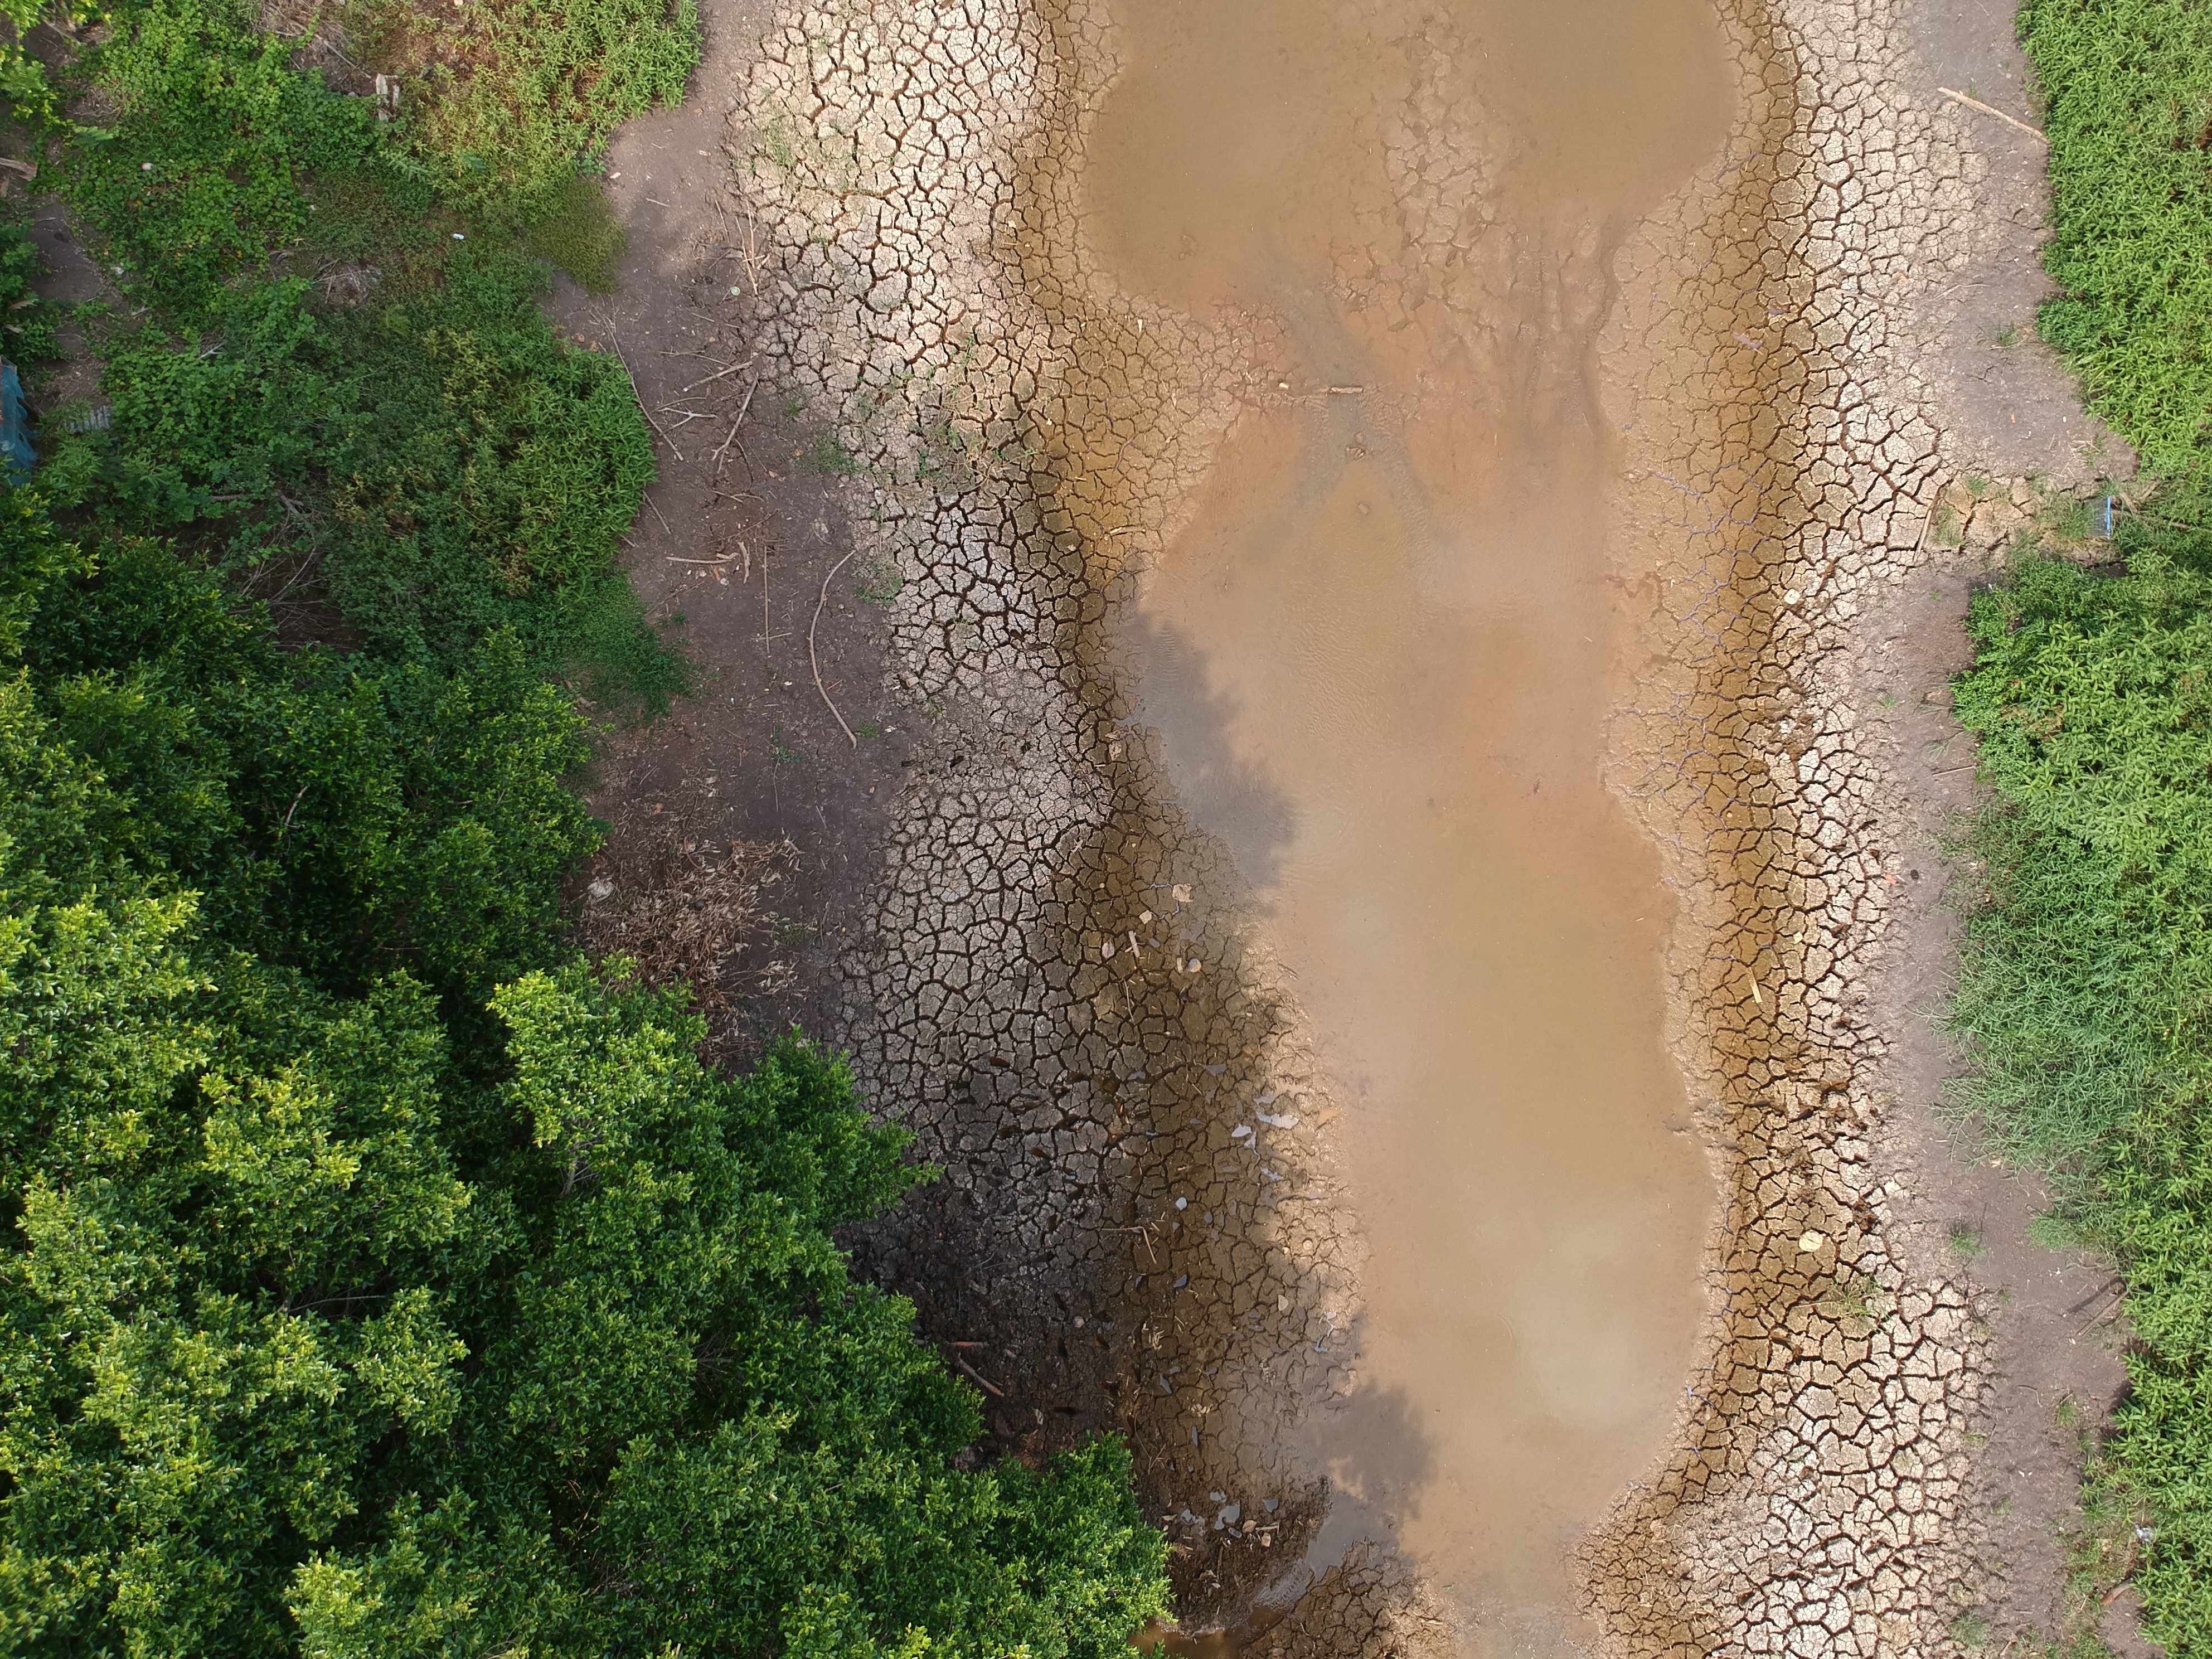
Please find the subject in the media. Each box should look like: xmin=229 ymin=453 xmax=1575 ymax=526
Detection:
xmin=0 ymin=494 xmax=1167 ymax=1656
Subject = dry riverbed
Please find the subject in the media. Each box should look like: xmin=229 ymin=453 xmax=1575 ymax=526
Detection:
xmin=571 ymin=0 xmax=2156 ymax=1652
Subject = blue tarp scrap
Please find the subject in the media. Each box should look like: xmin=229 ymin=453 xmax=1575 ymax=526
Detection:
xmin=0 ymin=361 xmax=32 ymax=481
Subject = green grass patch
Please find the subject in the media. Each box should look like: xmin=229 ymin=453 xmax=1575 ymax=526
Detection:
xmin=1950 ymin=537 xmax=2212 ymax=1656
xmin=524 ymin=171 xmax=628 ymax=290
xmin=344 ymin=0 xmax=698 ymax=216
xmin=2025 ymin=0 xmax=2212 ymax=481
xmin=1954 ymin=9 xmax=2212 ymax=1647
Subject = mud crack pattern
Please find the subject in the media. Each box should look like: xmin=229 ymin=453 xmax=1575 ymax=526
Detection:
xmin=724 ymin=0 xmax=2022 ymax=1650
xmin=1582 ymin=1 xmax=2009 ymax=1654
xmin=733 ymin=0 xmax=1375 ymax=1623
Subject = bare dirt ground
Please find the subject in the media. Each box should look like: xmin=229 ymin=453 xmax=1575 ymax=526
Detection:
xmin=537 ymin=0 xmax=2157 ymax=1651
xmin=542 ymin=0 xmax=905 ymax=1059
xmin=1841 ymin=6 xmax=2151 ymax=1652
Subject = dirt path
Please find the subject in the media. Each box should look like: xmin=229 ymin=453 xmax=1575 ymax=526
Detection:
xmin=577 ymin=0 xmax=2154 ymax=1652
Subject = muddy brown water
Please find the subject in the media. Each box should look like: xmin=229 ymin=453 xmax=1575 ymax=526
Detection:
xmin=1084 ymin=0 xmax=1735 ymax=1647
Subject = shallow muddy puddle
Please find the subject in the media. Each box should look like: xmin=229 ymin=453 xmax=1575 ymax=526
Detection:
xmin=1084 ymin=0 xmax=1736 ymax=1646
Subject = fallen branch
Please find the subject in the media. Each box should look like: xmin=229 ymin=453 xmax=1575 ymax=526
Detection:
xmin=1914 ymin=473 xmax=1947 ymax=557
xmin=679 ymin=357 xmax=756 ymax=395
xmin=809 ymin=550 xmax=860 ymax=748
xmin=1937 ymin=87 xmax=2048 ymax=145
xmin=712 ymin=381 xmax=756 ymax=478
xmin=605 ymin=324 xmax=685 ymax=460
xmin=952 ymin=1355 xmax=1005 ymax=1398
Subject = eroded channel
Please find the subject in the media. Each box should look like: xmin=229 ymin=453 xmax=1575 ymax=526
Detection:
xmin=1081 ymin=0 xmax=1730 ymax=1645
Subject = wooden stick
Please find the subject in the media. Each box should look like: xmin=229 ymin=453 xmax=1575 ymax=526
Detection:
xmin=1914 ymin=473 xmax=1946 ymax=557
xmin=713 ymin=381 xmax=756 ymax=477
xmin=679 ymin=357 xmax=756 ymax=395
xmin=810 ymin=551 xmax=860 ymax=748
xmin=1937 ymin=88 xmax=2048 ymax=144
xmin=952 ymin=1355 xmax=1005 ymax=1398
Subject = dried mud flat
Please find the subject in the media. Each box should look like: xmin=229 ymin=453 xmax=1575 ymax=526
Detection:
xmin=569 ymin=0 xmax=2154 ymax=1652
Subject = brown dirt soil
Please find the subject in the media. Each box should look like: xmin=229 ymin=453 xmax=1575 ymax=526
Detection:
xmin=1844 ymin=7 xmax=2154 ymax=1654
xmin=272 ymin=0 xmax=2164 ymax=1651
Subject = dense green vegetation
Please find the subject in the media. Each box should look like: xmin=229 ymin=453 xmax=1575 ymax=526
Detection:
xmin=1948 ymin=2 xmax=2212 ymax=1650
xmin=343 ymin=0 xmax=700 ymax=215
xmin=1952 ymin=544 xmax=2212 ymax=1651
xmin=2026 ymin=0 xmax=2212 ymax=481
xmin=0 ymin=503 xmax=1167 ymax=1653
xmin=26 ymin=0 xmax=684 ymax=712
xmin=0 ymin=0 xmax=1170 ymax=1651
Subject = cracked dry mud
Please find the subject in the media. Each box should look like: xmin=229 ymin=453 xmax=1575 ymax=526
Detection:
xmin=648 ymin=0 xmax=2122 ymax=1650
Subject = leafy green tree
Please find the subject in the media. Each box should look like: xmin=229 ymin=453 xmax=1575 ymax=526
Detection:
xmin=0 ymin=496 xmax=1169 ymax=1656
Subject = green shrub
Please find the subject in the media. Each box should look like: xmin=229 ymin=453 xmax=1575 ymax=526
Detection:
xmin=40 ymin=278 xmax=344 ymax=539
xmin=41 ymin=255 xmax=685 ymax=712
xmin=56 ymin=0 xmax=377 ymax=317
xmin=347 ymin=0 xmax=698 ymax=215
xmin=1952 ymin=540 xmax=2212 ymax=1656
xmin=0 ymin=0 xmax=104 ymax=124
xmin=323 ymin=253 xmax=661 ymax=674
xmin=18 ymin=0 xmax=707 ymax=713
xmin=18 ymin=528 xmax=603 ymax=1000
xmin=0 ymin=493 xmax=1171 ymax=1658
xmin=2024 ymin=0 xmax=2212 ymax=480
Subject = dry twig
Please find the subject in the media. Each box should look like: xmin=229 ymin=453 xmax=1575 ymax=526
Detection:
xmin=1937 ymin=87 xmax=2048 ymax=144
xmin=713 ymin=381 xmax=757 ymax=477
xmin=810 ymin=551 xmax=860 ymax=747
xmin=680 ymin=357 xmax=757 ymax=395
xmin=952 ymin=1355 xmax=1006 ymax=1398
